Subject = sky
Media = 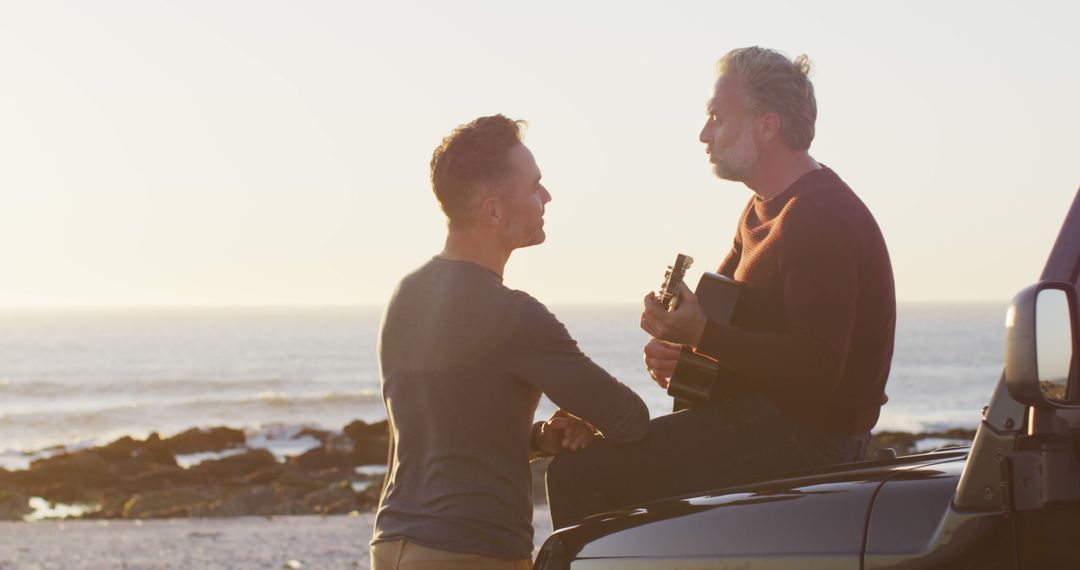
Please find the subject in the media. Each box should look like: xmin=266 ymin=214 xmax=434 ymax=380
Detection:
xmin=0 ymin=1 xmax=1076 ymax=308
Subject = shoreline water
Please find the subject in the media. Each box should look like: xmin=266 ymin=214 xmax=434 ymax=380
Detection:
xmin=0 ymin=303 xmax=1005 ymax=456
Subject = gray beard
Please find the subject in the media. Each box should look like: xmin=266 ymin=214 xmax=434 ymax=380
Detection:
xmin=712 ymin=162 xmax=747 ymax=182
xmin=711 ymin=121 xmax=758 ymax=182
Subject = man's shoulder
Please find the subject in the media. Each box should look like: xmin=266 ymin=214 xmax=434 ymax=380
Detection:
xmin=386 ymin=258 xmax=563 ymax=333
xmin=786 ymin=168 xmax=875 ymax=228
xmin=502 ymin=289 xmax=578 ymax=348
xmin=393 ymin=257 xmax=506 ymax=297
xmin=793 ymin=166 xmax=857 ymax=205
xmin=504 ymin=287 xmax=557 ymax=323
xmin=383 ymin=258 xmax=521 ymax=332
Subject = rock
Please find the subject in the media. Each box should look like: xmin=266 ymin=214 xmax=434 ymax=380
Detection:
xmin=297 ymin=427 xmax=332 ymax=444
xmin=355 ymin=481 xmax=383 ymax=509
xmin=122 ymin=487 xmax=219 ymax=519
xmin=0 ymin=487 xmax=31 ymax=520
xmin=91 ymin=491 xmax=134 ymax=519
xmin=187 ymin=449 xmax=276 ymax=482
xmin=343 ymin=420 xmax=391 ymax=464
xmin=126 ymin=465 xmax=188 ymax=492
xmin=107 ymin=441 xmax=178 ymax=480
xmin=130 ymin=441 xmax=178 ymax=466
xmin=343 ymin=420 xmax=388 ymax=443
xmin=310 ymin=467 xmax=355 ymax=484
xmin=290 ymin=447 xmax=357 ymax=471
xmin=17 ymin=450 xmax=111 ymax=494
xmin=241 ymin=464 xmax=292 ymax=486
xmin=352 ymin=437 xmax=390 ymax=465
xmin=95 ymin=436 xmax=144 ymax=462
xmin=272 ymin=467 xmax=325 ymax=493
xmin=162 ymin=427 xmax=245 ymax=455
xmin=215 ymin=485 xmax=278 ymax=517
xmin=303 ymin=480 xmax=358 ymax=514
xmin=342 ymin=420 xmax=366 ymax=442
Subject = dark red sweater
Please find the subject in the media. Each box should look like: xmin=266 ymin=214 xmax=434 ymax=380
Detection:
xmin=697 ymin=166 xmax=895 ymax=435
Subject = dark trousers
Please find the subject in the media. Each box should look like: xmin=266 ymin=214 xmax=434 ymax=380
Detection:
xmin=545 ymin=394 xmax=868 ymax=529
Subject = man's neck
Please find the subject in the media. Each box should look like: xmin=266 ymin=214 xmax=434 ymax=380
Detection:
xmin=441 ymin=228 xmax=510 ymax=278
xmin=744 ymin=151 xmax=820 ymax=201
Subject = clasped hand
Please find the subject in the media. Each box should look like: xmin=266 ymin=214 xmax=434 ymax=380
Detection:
xmin=534 ymin=410 xmax=597 ymax=455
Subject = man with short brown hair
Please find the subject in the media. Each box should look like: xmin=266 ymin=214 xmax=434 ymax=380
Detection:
xmin=547 ymin=47 xmax=895 ymax=528
xmin=373 ymin=115 xmax=649 ymax=568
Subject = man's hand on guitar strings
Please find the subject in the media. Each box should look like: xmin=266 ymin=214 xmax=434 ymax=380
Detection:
xmin=643 ymin=338 xmax=681 ymax=389
xmin=641 ymin=282 xmax=708 ymax=347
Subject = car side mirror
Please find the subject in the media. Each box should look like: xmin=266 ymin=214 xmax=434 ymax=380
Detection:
xmin=1005 ymin=281 xmax=1080 ymax=408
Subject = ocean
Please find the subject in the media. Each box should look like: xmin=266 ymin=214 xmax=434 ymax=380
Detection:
xmin=0 ymin=303 xmax=1005 ymax=468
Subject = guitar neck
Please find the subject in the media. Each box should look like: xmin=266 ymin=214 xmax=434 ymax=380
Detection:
xmin=659 ymin=254 xmax=694 ymax=309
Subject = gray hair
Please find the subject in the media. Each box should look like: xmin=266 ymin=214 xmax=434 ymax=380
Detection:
xmin=717 ymin=47 xmax=817 ymax=151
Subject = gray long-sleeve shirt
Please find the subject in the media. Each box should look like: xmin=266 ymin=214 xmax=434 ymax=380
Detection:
xmin=373 ymin=257 xmax=649 ymax=559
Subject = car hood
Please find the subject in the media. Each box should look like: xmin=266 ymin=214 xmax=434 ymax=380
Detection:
xmin=539 ymin=449 xmax=969 ymax=562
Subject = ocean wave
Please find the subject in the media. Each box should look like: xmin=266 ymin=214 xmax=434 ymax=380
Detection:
xmin=0 ymin=377 xmax=322 ymax=399
xmin=0 ymin=389 xmax=381 ymax=424
xmin=0 ymin=392 xmax=387 ymax=456
xmin=235 ymin=390 xmax=381 ymax=407
xmin=0 ymin=379 xmax=72 ymax=397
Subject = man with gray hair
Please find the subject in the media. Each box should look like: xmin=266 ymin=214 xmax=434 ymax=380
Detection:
xmin=546 ymin=47 xmax=896 ymax=528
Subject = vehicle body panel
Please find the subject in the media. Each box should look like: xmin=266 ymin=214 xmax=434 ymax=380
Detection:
xmin=864 ymin=458 xmax=1015 ymax=569
xmin=538 ymin=452 xmax=969 ymax=569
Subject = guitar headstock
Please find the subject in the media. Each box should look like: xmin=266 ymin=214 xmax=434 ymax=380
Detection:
xmin=659 ymin=253 xmax=694 ymax=310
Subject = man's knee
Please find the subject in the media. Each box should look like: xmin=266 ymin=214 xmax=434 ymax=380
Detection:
xmin=546 ymin=449 xmax=607 ymax=529
xmin=545 ymin=450 xmax=582 ymax=495
xmin=545 ymin=445 xmax=611 ymax=509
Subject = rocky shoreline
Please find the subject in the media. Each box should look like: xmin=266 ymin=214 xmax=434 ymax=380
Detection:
xmin=0 ymin=422 xmax=975 ymax=522
xmin=0 ymin=420 xmax=391 ymax=521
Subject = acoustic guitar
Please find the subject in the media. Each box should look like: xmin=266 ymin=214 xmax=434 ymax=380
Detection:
xmin=656 ymin=253 xmax=741 ymax=411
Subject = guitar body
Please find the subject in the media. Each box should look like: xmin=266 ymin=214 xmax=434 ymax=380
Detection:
xmin=667 ymin=272 xmax=741 ymax=411
xmin=669 ymin=349 xmax=722 ymax=411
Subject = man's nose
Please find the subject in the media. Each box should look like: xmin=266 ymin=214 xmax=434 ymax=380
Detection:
xmin=540 ymin=185 xmax=552 ymax=204
xmin=698 ymin=121 xmax=711 ymax=144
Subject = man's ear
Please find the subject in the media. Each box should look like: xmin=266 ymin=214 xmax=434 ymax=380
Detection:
xmin=757 ymin=112 xmax=781 ymax=143
xmin=478 ymin=193 xmax=504 ymax=226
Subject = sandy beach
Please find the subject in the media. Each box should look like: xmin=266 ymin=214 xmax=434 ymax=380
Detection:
xmin=0 ymin=506 xmax=554 ymax=569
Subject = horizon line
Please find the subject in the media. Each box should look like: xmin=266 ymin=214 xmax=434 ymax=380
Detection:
xmin=0 ymin=299 xmax=1011 ymax=311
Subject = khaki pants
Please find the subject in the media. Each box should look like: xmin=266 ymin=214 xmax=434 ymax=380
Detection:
xmin=371 ymin=538 xmax=532 ymax=570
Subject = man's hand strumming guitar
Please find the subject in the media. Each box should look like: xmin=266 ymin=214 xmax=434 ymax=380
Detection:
xmin=642 ymin=338 xmax=681 ymax=389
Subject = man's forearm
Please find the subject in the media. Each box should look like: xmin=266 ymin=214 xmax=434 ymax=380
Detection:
xmin=696 ymin=320 xmax=848 ymax=397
